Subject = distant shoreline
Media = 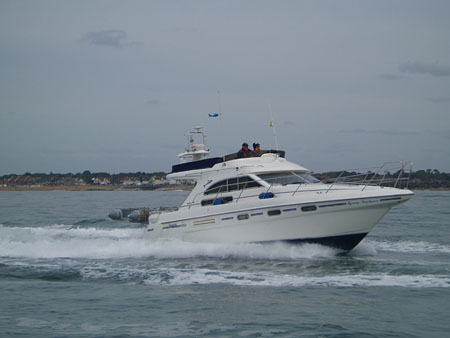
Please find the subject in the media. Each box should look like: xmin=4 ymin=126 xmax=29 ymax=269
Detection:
xmin=0 ymin=185 xmax=448 ymax=192
xmin=0 ymin=185 xmax=193 ymax=192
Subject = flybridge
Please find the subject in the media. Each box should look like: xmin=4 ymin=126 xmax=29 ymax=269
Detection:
xmin=171 ymin=150 xmax=286 ymax=174
xmin=171 ymin=157 xmax=223 ymax=174
xmin=171 ymin=126 xmax=287 ymax=174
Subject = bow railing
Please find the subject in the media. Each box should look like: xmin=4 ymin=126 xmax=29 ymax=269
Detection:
xmin=315 ymin=161 xmax=413 ymax=193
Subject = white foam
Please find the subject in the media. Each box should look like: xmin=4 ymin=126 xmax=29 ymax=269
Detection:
xmin=349 ymin=241 xmax=377 ymax=256
xmin=142 ymin=268 xmax=450 ymax=288
xmin=3 ymin=225 xmax=448 ymax=288
xmin=0 ymin=225 xmax=338 ymax=259
xmin=0 ymin=224 xmax=147 ymax=259
xmin=368 ymin=239 xmax=450 ymax=253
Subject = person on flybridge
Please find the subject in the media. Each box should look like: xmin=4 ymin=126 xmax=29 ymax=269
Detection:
xmin=237 ymin=142 xmax=262 ymax=158
xmin=253 ymin=143 xmax=261 ymax=156
xmin=237 ymin=143 xmax=253 ymax=158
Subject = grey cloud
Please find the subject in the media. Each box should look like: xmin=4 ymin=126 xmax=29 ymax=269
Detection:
xmin=379 ymin=73 xmax=404 ymax=80
xmin=434 ymin=130 xmax=450 ymax=140
xmin=33 ymin=145 xmax=138 ymax=156
xmin=283 ymin=120 xmax=297 ymax=127
xmin=341 ymin=128 xmax=450 ymax=140
xmin=0 ymin=111 xmax=17 ymax=117
xmin=398 ymin=61 xmax=450 ymax=77
xmin=146 ymin=99 xmax=160 ymax=105
xmin=160 ymin=143 xmax=183 ymax=150
xmin=291 ymin=143 xmax=356 ymax=154
xmin=427 ymin=97 xmax=450 ymax=103
xmin=82 ymin=30 xmax=130 ymax=48
xmin=340 ymin=129 xmax=420 ymax=137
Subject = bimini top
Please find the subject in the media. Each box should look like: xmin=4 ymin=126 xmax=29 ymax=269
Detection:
xmin=171 ymin=150 xmax=286 ymax=174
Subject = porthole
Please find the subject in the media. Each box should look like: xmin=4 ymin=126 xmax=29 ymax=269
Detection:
xmin=268 ymin=209 xmax=281 ymax=216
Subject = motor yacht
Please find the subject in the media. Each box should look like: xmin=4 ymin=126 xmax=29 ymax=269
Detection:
xmin=142 ymin=127 xmax=413 ymax=251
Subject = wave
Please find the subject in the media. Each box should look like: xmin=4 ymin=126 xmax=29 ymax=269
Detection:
xmin=2 ymin=225 xmax=449 ymax=288
xmin=2 ymin=224 xmax=448 ymax=261
xmin=367 ymin=239 xmax=450 ymax=253
xmin=0 ymin=224 xmax=339 ymax=260
xmin=142 ymin=269 xmax=450 ymax=288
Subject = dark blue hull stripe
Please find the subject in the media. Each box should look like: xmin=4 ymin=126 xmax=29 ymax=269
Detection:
xmin=266 ymin=233 xmax=369 ymax=251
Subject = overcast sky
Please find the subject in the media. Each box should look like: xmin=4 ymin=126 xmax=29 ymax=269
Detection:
xmin=1 ymin=0 xmax=449 ymax=175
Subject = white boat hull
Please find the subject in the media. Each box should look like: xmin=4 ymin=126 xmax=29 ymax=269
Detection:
xmin=145 ymin=190 xmax=413 ymax=251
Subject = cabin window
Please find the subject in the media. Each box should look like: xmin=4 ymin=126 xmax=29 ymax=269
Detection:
xmin=204 ymin=176 xmax=261 ymax=195
xmin=257 ymin=172 xmax=320 ymax=186
xmin=301 ymin=205 xmax=317 ymax=212
xmin=204 ymin=180 xmax=227 ymax=195
xmin=268 ymin=209 xmax=281 ymax=216
xmin=237 ymin=214 xmax=249 ymax=220
xmin=201 ymin=199 xmax=214 ymax=206
xmin=238 ymin=176 xmax=260 ymax=189
xmin=201 ymin=196 xmax=233 ymax=206
xmin=227 ymin=178 xmax=238 ymax=192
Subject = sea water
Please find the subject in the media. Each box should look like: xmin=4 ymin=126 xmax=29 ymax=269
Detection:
xmin=0 ymin=190 xmax=449 ymax=337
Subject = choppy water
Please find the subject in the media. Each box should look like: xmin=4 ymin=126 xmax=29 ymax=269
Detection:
xmin=0 ymin=190 xmax=449 ymax=337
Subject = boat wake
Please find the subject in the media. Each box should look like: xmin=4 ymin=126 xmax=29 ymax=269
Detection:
xmin=0 ymin=224 xmax=339 ymax=260
xmin=141 ymin=268 xmax=450 ymax=288
xmin=2 ymin=224 xmax=449 ymax=288
xmin=366 ymin=239 xmax=450 ymax=253
xmin=2 ymin=224 xmax=449 ymax=260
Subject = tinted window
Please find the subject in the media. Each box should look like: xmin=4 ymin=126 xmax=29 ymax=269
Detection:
xmin=301 ymin=205 xmax=317 ymax=212
xmin=202 ymin=196 xmax=233 ymax=206
xmin=205 ymin=176 xmax=260 ymax=195
xmin=205 ymin=180 xmax=227 ymax=195
xmin=201 ymin=199 xmax=214 ymax=206
xmin=238 ymin=176 xmax=261 ymax=190
xmin=228 ymin=178 xmax=238 ymax=192
xmin=258 ymin=172 xmax=319 ymax=185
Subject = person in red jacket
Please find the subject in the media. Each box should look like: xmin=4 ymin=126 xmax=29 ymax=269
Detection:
xmin=237 ymin=143 xmax=253 ymax=158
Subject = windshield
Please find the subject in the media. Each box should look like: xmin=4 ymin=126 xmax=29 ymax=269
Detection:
xmin=257 ymin=172 xmax=320 ymax=185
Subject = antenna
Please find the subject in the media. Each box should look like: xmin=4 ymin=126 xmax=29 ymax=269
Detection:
xmin=268 ymin=104 xmax=279 ymax=150
xmin=217 ymin=90 xmax=222 ymax=115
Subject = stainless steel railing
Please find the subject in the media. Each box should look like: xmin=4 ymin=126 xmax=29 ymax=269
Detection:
xmin=186 ymin=161 xmax=413 ymax=207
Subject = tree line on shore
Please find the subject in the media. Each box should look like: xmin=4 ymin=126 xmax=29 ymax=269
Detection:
xmin=314 ymin=169 xmax=450 ymax=189
xmin=1 ymin=171 xmax=167 ymax=186
xmin=2 ymin=169 xmax=450 ymax=189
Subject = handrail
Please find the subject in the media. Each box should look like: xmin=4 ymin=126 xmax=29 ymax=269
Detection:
xmin=362 ymin=163 xmax=384 ymax=191
xmin=394 ymin=162 xmax=404 ymax=188
xmin=320 ymin=161 xmax=413 ymax=193
xmin=186 ymin=162 xmax=413 ymax=207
